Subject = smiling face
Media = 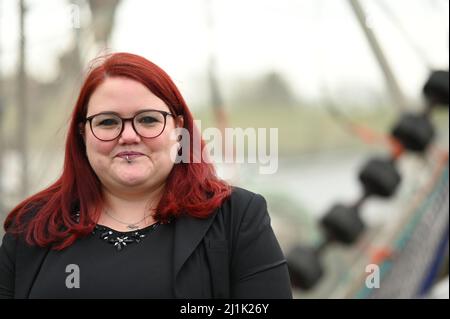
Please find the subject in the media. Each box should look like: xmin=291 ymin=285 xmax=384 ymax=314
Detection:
xmin=84 ymin=77 xmax=182 ymax=197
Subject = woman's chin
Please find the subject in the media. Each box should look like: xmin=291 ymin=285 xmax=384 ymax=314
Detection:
xmin=114 ymin=170 xmax=150 ymax=187
xmin=119 ymin=178 xmax=146 ymax=187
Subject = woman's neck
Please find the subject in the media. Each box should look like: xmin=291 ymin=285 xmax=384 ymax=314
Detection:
xmin=98 ymin=185 xmax=164 ymax=231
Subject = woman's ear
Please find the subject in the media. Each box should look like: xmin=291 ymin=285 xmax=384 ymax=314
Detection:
xmin=175 ymin=115 xmax=184 ymax=128
xmin=78 ymin=123 xmax=86 ymax=143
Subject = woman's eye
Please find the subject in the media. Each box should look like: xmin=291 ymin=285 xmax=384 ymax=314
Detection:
xmin=139 ymin=116 xmax=158 ymax=124
xmin=98 ymin=118 xmax=119 ymax=126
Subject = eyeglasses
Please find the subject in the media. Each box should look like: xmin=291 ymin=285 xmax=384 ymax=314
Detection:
xmin=85 ymin=109 xmax=174 ymax=141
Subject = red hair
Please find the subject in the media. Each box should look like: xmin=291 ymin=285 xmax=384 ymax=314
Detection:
xmin=4 ymin=52 xmax=231 ymax=250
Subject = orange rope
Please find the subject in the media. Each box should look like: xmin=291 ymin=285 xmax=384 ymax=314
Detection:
xmin=349 ymin=123 xmax=405 ymax=159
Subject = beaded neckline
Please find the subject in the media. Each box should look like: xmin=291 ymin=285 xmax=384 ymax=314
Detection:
xmin=72 ymin=211 xmax=171 ymax=251
xmin=92 ymin=223 xmax=160 ymax=251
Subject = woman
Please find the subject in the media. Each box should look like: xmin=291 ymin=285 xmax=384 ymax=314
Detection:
xmin=0 ymin=52 xmax=292 ymax=299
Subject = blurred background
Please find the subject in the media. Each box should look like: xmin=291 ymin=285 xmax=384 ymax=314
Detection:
xmin=0 ymin=0 xmax=448 ymax=298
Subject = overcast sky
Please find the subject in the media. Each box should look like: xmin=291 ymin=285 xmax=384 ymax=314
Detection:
xmin=0 ymin=0 xmax=449 ymax=108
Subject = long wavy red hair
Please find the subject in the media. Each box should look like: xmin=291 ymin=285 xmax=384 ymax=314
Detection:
xmin=4 ymin=52 xmax=231 ymax=249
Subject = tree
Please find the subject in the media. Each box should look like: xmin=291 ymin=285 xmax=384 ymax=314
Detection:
xmin=231 ymin=71 xmax=299 ymax=109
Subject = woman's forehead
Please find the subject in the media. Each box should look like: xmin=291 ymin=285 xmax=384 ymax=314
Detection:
xmin=87 ymin=77 xmax=169 ymax=115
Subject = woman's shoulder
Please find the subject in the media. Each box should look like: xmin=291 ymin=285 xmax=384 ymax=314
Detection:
xmin=228 ymin=186 xmax=265 ymax=205
xmin=219 ymin=186 xmax=268 ymax=220
xmin=5 ymin=202 xmax=42 ymax=231
xmin=1 ymin=204 xmax=40 ymax=256
xmin=210 ymin=187 xmax=273 ymax=249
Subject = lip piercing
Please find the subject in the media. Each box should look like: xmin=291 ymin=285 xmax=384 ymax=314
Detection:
xmin=126 ymin=155 xmax=132 ymax=163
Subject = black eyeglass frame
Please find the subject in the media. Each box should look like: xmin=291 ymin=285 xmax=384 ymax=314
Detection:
xmin=84 ymin=109 xmax=175 ymax=141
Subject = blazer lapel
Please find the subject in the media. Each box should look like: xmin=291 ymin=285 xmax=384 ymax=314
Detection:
xmin=173 ymin=210 xmax=217 ymax=297
xmin=15 ymin=241 xmax=49 ymax=299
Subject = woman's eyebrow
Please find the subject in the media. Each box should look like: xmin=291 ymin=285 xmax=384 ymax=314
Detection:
xmin=86 ymin=110 xmax=121 ymax=117
xmin=90 ymin=107 xmax=168 ymax=116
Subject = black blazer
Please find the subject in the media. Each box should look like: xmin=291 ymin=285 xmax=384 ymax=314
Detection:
xmin=0 ymin=187 xmax=292 ymax=299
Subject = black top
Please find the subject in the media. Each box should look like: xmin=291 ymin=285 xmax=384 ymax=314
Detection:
xmin=1 ymin=187 xmax=293 ymax=299
xmin=28 ymin=222 xmax=174 ymax=299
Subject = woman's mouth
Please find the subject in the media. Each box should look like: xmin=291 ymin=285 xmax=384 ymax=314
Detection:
xmin=116 ymin=152 xmax=145 ymax=160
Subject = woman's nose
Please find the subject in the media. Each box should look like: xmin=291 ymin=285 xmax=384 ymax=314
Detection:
xmin=118 ymin=121 xmax=141 ymax=143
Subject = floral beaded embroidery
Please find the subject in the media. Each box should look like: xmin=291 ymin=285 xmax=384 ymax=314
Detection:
xmin=73 ymin=211 xmax=168 ymax=251
xmin=93 ymin=223 xmax=160 ymax=251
